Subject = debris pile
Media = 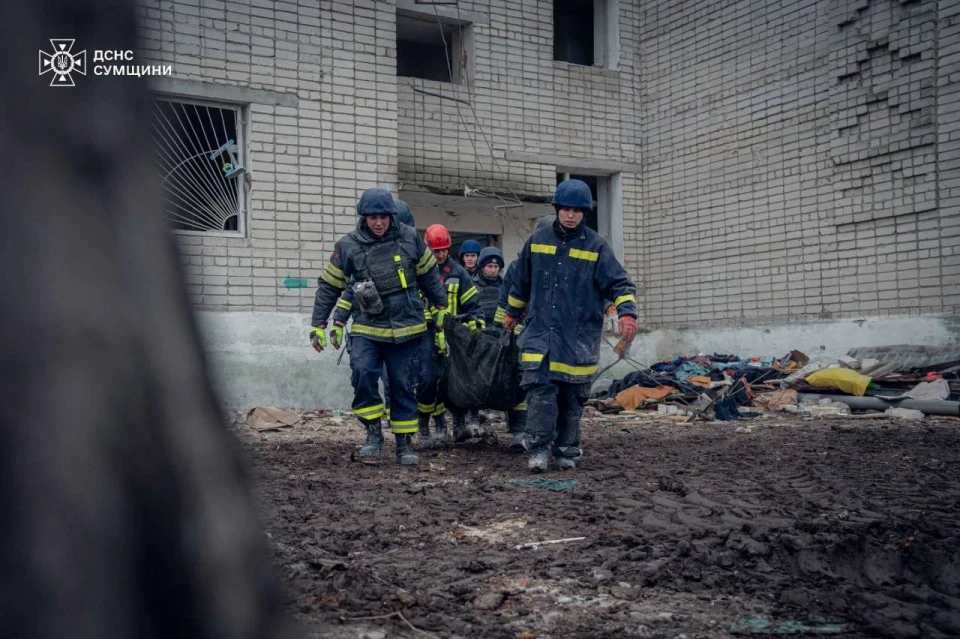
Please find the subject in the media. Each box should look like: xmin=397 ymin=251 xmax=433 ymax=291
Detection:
xmin=590 ymin=344 xmax=960 ymax=422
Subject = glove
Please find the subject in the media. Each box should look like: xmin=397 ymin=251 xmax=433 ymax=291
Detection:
xmin=503 ymin=315 xmax=517 ymax=333
xmin=605 ymin=304 xmax=617 ymax=317
xmin=329 ymin=322 xmax=345 ymax=350
xmin=435 ymin=330 xmax=447 ymax=354
xmin=310 ymin=325 xmax=327 ymax=353
xmin=618 ymin=315 xmax=638 ymax=342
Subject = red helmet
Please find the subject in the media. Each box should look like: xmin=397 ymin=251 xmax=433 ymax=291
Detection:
xmin=424 ymin=224 xmax=452 ymax=250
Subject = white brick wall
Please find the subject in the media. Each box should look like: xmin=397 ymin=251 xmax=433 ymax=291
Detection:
xmin=638 ymin=0 xmax=958 ymax=327
xmin=137 ymin=0 xmax=958 ymax=328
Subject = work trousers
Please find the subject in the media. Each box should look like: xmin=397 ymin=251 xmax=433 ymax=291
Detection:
xmin=416 ymin=328 xmax=446 ymax=417
xmin=350 ymin=335 xmax=420 ymax=434
xmin=521 ymin=358 xmax=588 ymax=459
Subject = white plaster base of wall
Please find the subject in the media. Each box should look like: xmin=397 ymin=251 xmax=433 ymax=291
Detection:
xmin=197 ymin=311 xmax=960 ymax=410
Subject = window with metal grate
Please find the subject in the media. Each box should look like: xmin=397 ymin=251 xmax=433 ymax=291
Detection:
xmin=151 ymin=98 xmax=246 ymax=235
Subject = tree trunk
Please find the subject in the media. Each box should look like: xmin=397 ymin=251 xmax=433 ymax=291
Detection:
xmin=0 ymin=1 xmax=294 ymax=637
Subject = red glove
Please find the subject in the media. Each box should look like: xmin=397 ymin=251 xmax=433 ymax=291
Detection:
xmin=618 ymin=316 xmax=638 ymax=342
xmin=503 ymin=315 xmax=518 ymax=333
xmin=605 ymin=304 xmax=617 ymax=317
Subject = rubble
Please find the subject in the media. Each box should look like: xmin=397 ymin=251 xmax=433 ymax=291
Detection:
xmin=590 ymin=346 xmax=959 ymax=421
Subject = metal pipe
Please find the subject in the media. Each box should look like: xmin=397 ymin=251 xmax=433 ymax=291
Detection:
xmin=797 ymin=393 xmax=960 ymax=416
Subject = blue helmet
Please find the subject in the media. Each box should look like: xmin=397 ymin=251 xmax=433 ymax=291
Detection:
xmin=356 ymin=187 xmax=397 ymax=216
xmin=395 ymin=200 xmax=415 ymax=227
xmin=552 ymin=179 xmax=593 ymax=211
xmin=459 ymin=239 xmax=482 ymax=256
xmin=478 ymin=246 xmax=504 ymax=269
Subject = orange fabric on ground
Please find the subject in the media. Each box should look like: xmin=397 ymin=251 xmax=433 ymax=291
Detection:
xmin=615 ymin=385 xmax=677 ymax=410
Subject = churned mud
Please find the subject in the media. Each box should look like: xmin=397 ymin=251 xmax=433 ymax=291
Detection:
xmin=239 ymin=413 xmax=960 ymax=638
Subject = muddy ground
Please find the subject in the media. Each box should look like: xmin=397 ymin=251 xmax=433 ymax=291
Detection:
xmin=238 ymin=412 xmax=960 ymax=638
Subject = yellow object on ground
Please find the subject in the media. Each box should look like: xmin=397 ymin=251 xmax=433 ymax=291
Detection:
xmin=805 ymin=368 xmax=872 ymax=396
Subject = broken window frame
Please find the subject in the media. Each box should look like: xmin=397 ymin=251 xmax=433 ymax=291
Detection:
xmin=553 ymin=0 xmax=620 ymax=70
xmin=150 ymin=95 xmax=249 ymax=238
xmin=396 ymin=8 xmax=474 ymax=85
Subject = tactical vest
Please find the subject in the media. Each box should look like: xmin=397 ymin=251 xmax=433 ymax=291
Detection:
xmin=358 ymin=240 xmax=417 ymax=297
xmin=476 ymin=279 xmax=501 ymax=322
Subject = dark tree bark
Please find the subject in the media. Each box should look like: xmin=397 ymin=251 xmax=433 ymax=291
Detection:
xmin=0 ymin=1 xmax=294 ymax=637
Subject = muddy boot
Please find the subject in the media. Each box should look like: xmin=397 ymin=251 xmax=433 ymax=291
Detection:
xmin=470 ymin=409 xmax=485 ymax=425
xmin=433 ymin=413 xmax=448 ymax=443
xmin=528 ymin=447 xmax=550 ymax=473
xmin=465 ymin=411 xmax=483 ymax=438
xmin=555 ymin=456 xmax=577 ymax=471
xmin=507 ymin=411 xmax=527 ymax=452
xmin=395 ymin=433 xmax=419 ymax=466
xmin=360 ymin=421 xmax=384 ymax=458
xmin=417 ymin=413 xmax=437 ymax=450
xmin=452 ymin=413 xmax=471 ymax=442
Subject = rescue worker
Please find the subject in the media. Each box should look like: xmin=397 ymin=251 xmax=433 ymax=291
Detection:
xmin=330 ymin=200 xmax=418 ymax=424
xmin=459 ymin=239 xmax=482 ymax=277
xmin=420 ymin=224 xmax=484 ymax=445
xmin=311 ymin=188 xmax=447 ymax=466
xmin=503 ymin=179 xmax=639 ymax=472
xmin=473 ymin=247 xmax=505 ymax=325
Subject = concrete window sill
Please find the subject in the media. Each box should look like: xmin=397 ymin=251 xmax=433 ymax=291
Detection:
xmin=551 ymin=60 xmax=620 ymax=78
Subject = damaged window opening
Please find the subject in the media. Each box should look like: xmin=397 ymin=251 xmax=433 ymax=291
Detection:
xmin=150 ymin=98 xmax=245 ymax=235
xmin=554 ymin=0 xmax=594 ymax=66
xmin=397 ymin=14 xmax=457 ymax=83
xmin=554 ymin=0 xmax=619 ymax=69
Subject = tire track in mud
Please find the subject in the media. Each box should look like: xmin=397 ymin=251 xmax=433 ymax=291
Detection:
xmin=247 ymin=420 xmax=960 ymax=638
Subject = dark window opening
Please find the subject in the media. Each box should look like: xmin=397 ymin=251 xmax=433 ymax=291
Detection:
xmin=397 ymin=14 xmax=455 ymax=83
xmin=557 ymin=173 xmax=599 ymax=231
xmin=554 ymin=0 xmax=595 ymax=66
xmin=151 ymin=98 xmax=243 ymax=233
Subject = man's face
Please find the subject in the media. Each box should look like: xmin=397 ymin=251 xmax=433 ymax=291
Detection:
xmin=483 ymin=263 xmax=501 ymax=278
xmin=433 ymin=248 xmax=449 ymax=264
xmin=462 ymin=253 xmax=479 ymax=270
xmin=365 ymin=214 xmax=391 ymax=237
xmin=558 ymin=207 xmax=584 ymax=230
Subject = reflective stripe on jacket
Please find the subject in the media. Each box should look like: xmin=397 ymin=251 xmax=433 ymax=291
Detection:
xmin=505 ymin=221 xmax=638 ymax=382
xmin=312 ymin=219 xmax=446 ymax=343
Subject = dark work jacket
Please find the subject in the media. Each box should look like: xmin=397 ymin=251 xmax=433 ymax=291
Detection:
xmin=312 ymin=219 xmax=446 ymax=343
xmin=505 ymin=221 xmax=638 ymax=383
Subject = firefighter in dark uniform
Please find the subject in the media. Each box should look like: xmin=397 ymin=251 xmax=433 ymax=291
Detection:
xmin=311 ymin=188 xmax=447 ymax=466
xmin=330 ymin=200 xmax=418 ymax=423
xmin=419 ymin=224 xmax=484 ymax=445
xmin=503 ymin=179 xmax=639 ymax=472
xmin=473 ymin=246 xmax=505 ymax=325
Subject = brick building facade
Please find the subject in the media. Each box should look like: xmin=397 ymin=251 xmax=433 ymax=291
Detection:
xmin=136 ymin=0 xmax=960 ymax=408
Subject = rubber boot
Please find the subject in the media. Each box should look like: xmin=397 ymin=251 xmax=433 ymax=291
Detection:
xmin=452 ymin=412 xmax=471 ymax=442
xmin=360 ymin=421 xmax=384 ymax=458
xmin=395 ymin=433 xmax=420 ymax=466
xmin=465 ymin=411 xmax=483 ymax=438
xmin=433 ymin=413 xmax=448 ymax=443
xmin=507 ymin=411 xmax=527 ymax=452
xmin=417 ymin=413 xmax=437 ymax=450
xmin=528 ymin=446 xmax=550 ymax=473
